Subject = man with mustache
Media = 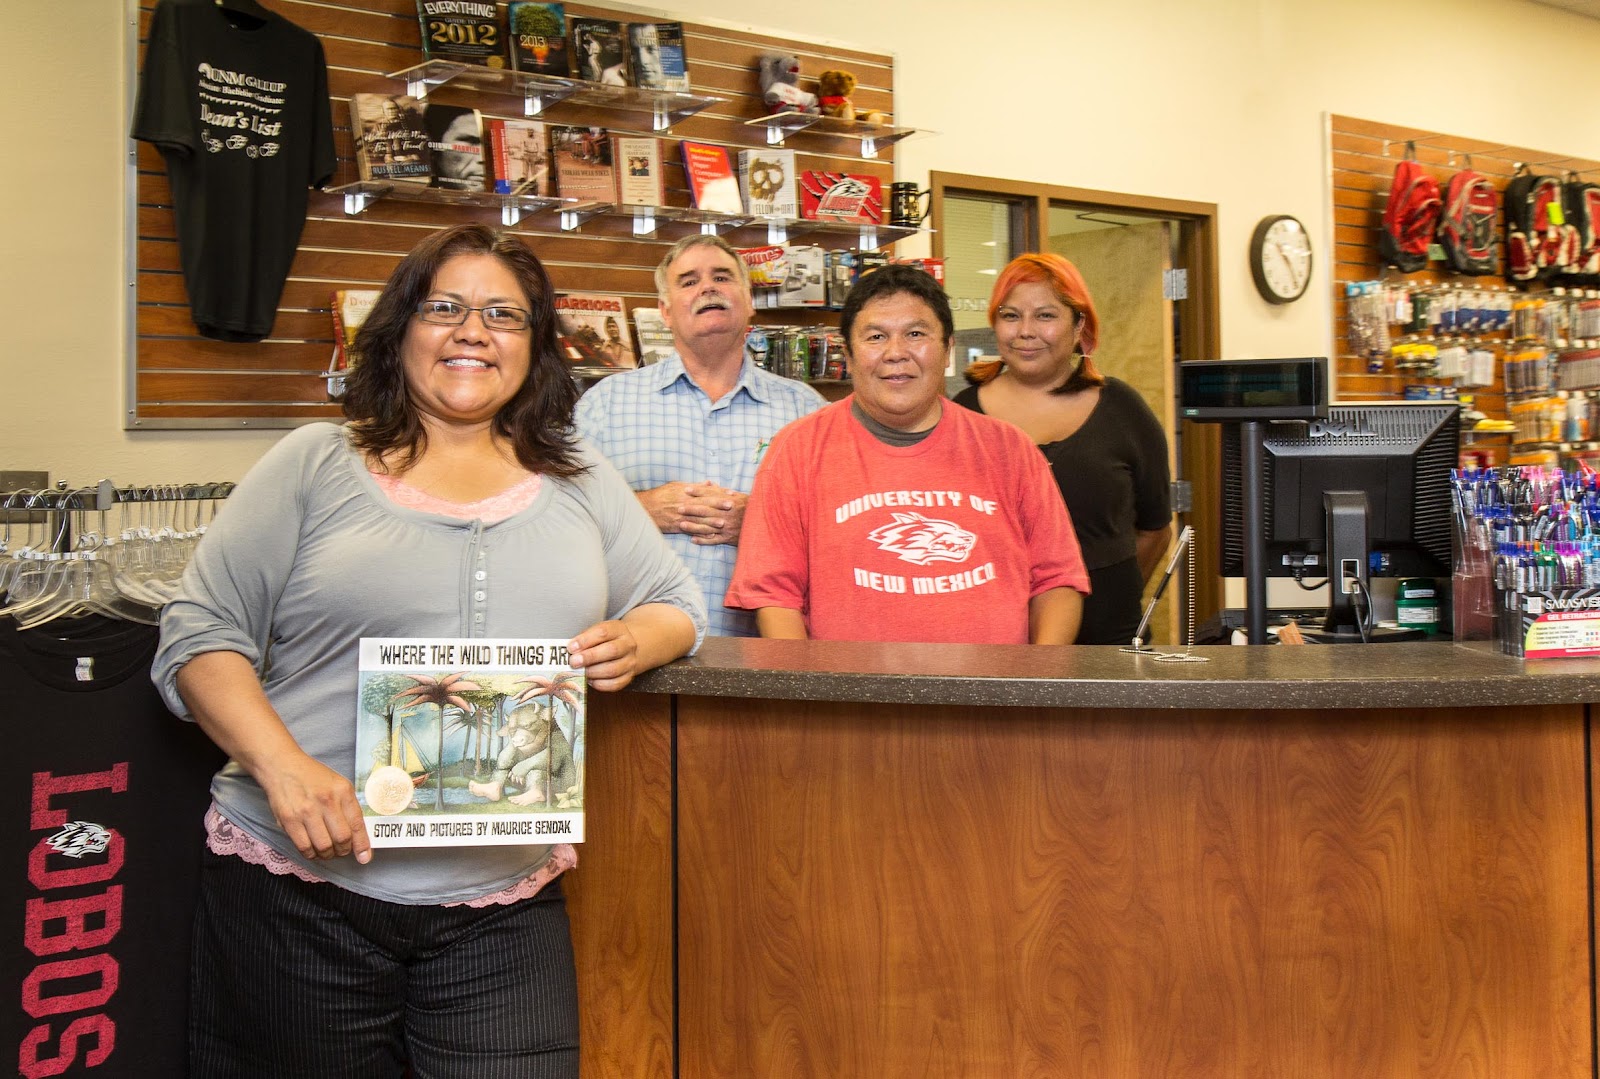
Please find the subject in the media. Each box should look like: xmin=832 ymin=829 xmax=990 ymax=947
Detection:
xmin=576 ymin=235 xmax=825 ymax=636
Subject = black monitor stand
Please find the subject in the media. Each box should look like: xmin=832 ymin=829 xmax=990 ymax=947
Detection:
xmin=1298 ymin=490 xmax=1422 ymax=644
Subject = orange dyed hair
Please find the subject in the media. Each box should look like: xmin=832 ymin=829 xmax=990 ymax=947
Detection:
xmin=966 ymin=253 xmax=1104 ymax=393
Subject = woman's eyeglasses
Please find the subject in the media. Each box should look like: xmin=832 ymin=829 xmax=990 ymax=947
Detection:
xmin=415 ymin=300 xmax=531 ymax=331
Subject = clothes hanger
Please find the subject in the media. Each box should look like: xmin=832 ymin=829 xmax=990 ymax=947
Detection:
xmin=215 ymin=0 xmax=271 ymax=24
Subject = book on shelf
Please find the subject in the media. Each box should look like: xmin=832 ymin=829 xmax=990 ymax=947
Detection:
xmin=627 ymin=22 xmax=689 ymax=91
xmin=349 ymin=93 xmax=431 ymax=186
xmin=554 ymin=293 xmax=635 ymax=373
xmin=487 ymin=118 xmax=553 ymax=197
xmin=612 ymin=136 xmax=663 ymax=207
xmin=631 ymin=306 xmax=675 ymax=366
xmin=738 ymin=148 xmax=797 ymax=217
xmin=354 ymin=637 xmax=585 ymax=848
xmin=507 ymin=1 xmax=567 ymax=76
xmin=416 ymin=0 xmax=505 ymax=68
xmin=424 ymin=103 xmax=486 ymax=192
xmin=329 ymin=289 xmax=383 ymax=374
xmin=680 ymin=141 xmax=743 ymax=215
xmin=799 ymin=171 xmax=884 ymax=224
xmin=550 ymin=126 xmax=614 ymax=203
xmin=569 ymin=17 xmax=628 ymax=85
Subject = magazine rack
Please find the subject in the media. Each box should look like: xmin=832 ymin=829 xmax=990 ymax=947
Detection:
xmin=742 ymin=112 xmax=929 ymax=159
xmin=325 ymin=181 xmax=610 ymax=228
xmin=391 ymin=60 xmax=726 ymax=130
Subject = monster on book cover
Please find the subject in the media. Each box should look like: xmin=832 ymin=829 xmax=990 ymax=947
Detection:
xmin=349 ymin=93 xmax=430 ymax=185
xmin=627 ymin=22 xmax=689 ymax=90
xmin=569 ymin=17 xmax=628 ymax=84
xmin=550 ymin=125 xmax=614 ymax=202
xmin=488 ymin=118 xmax=552 ymax=196
xmin=554 ymin=292 xmax=634 ymax=372
xmin=355 ymin=638 xmax=585 ymax=848
xmin=416 ymin=0 xmax=505 ymax=68
xmin=508 ymin=1 xmax=567 ymax=75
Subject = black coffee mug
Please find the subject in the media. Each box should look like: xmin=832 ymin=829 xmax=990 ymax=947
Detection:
xmin=888 ymin=182 xmax=930 ymax=227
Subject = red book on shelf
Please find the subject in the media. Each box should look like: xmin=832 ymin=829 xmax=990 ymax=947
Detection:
xmin=679 ymin=140 xmax=743 ymax=214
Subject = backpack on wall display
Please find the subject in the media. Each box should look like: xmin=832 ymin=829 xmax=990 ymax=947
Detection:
xmin=1437 ymin=169 xmax=1499 ymax=276
xmin=1505 ymin=171 xmax=1577 ymax=285
xmin=1561 ymin=180 xmax=1600 ymax=285
xmin=1378 ymin=158 xmax=1442 ymax=273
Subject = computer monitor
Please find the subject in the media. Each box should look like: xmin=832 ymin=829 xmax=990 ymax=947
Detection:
xmin=1219 ymin=403 xmax=1460 ymax=641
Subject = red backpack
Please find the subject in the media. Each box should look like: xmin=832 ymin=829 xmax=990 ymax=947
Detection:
xmin=1561 ymin=180 xmax=1600 ymax=285
xmin=1505 ymin=171 xmax=1576 ymax=284
xmin=1378 ymin=159 xmax=1441 ymax=273
xmin=1437 ymin=169 xmax=1498 ymax=276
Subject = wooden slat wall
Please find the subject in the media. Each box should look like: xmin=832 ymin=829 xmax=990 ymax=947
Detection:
xmin=1329 ymin=114 xmax=1600 ymax=443
xmin=132 ymin=0 xmax=896 ymax=426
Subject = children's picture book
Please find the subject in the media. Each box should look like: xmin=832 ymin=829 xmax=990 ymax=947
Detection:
xmin=631 ymin=306 xmax=675 ymax=366
xmin=799 ymin=171 xmax=885 ymax=224
xmin=554 ymin=293 xmax=634 ymax=372
xmin=680 ymin=141 xmax=743 ymax=215
xmin=354 ymin=638 xmax=585 ymax=848
xmin=487 ymin=118 xmax=552 ymax=196
xmin=612 ymin=135 xmax=663 ymax=207
xmin=569 ymin=17 xmax=628 ymax=84
xmin=627 ymin=22 xmax=689 ymax=90
xmin=738 ymin=148 xmax=797 ymax=217
xmin=416 ymin=0 xmax=505 ymax=68
xmin=349 ymin=93 xmax=430 ymax=185
xmin=550 ymin=126 xmax=614 ymax=202
xmin=507 ymin=1 xmax=567 ymax=75
xmin=424 ymin=103 xmax=485 ymax=191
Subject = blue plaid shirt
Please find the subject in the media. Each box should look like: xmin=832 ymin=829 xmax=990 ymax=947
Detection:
xmin=575 ymin=355 xmax=825 ymax=636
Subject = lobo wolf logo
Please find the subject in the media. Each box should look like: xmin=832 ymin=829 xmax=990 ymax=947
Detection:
xmin=47 ymin=820 xmax=112 ymax=859
xmin=866 ymin=512 xmax=976 ymax=566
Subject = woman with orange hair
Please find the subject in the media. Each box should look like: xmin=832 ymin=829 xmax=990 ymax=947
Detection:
xmin=952 ymin=252 xmax=1172 ymax=645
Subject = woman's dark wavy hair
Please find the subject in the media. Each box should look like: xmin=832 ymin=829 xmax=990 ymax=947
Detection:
xmin=343 ymin=224 xmax=585 ymax=478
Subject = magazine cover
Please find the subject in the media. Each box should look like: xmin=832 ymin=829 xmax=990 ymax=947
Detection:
xmin=416 ymin=0 xmax=505 ymax=68
xmin=355 ymin=638 xmax=584 ymax=848
xmin=508 ymin=1 xmax=567 ymax=75
xmin=570 ymin=17 xmax=628 ymax=84
xmin=680 ymin=140 xmax=743 ymax=214
xmin=489 ymin=118 xmax=552 ymax=196
xmin=555 ymin=293 xmax=634 ymax=372
xmin=425 ymin=104 xmax=485 ymax=192
xmin=550 ymin=125 xmax=615 ymax=202
xmin=799 ymin=170 xmax=884 ymax=224
xmin=632 ymin=306 xmax=674 ymax=365
xmin=627 ymin=22 xmax=689 ymax=90
xmin=613 ymin=135 xmax=663 ymax=206
xmin=349 ymin=93 xmax=430 ymax=185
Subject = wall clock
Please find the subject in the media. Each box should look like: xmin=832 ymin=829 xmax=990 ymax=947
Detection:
xmin=1250 ymin=214 xmax=1313 ymax=304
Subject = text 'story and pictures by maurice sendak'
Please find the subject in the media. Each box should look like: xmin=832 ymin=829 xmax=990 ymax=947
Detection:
xmin=354 ymin=638 xmax=585 ymax=848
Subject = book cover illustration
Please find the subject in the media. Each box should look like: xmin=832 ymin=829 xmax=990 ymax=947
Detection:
xmin=349 ymin=93 xmax=430 ymax=185
xmin=613 ymin=135 xmax=663 ymax=207
xmin=550 ymin=125 xmax=614 ymax=203
xmin=680 ymin=141 xmax=743 ymax=215
xmin=416 ymin=0 xmax=505 ymax=68
xmin=488 ymin=118 xmax=552 ymax=196
xmin=329 ymin=289 xmax=382 ymax=374
xmin=799 ymin=171 xmax=884 ymax=224
xmin=555 ymin=293 xmax=634 ymax=372
xmin=570 ymin=17 xmax=628 ymax=85
xmin=628 ymin=22 xmax=689 ymax=91
xmin=508 ymin=1 xmax=567 ymax=75
xmin=632 ymin=306 xmax=675 ymax=366
xmin=739 ymin=148 xmax=797 ymax=217
xmin=355 ymin=638 xmax=585 ymax=848
xmin=424 ymin=104 xmax=485 ymax=191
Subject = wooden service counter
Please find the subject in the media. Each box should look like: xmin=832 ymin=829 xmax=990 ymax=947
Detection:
xmin=566 ymin=639 xmax=1600 ymax=1077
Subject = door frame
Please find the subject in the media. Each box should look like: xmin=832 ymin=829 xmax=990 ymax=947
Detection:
xmin=929 ymin=172 xmax=1223 ymax=625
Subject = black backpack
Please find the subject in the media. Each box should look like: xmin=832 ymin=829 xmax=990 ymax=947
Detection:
xmin=1505 ymin=170 xmax=1576 ymax=285
xmin=1437 ymin=169 xmax=1498 ymax=276
xmin=1560 ymin=179 xmax=1600 ymax=286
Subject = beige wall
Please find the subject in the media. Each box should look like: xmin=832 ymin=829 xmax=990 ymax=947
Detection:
xmin=8 ymin=0 xmax=1600 ymax=483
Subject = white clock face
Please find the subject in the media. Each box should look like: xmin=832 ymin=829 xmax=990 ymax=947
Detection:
xmin=1258 ymin=217 xmax=1311 ymax=300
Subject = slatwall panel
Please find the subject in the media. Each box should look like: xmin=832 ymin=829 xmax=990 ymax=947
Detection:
xmin=1329 ymin=114 xmax=1600 ymax=437
xmin=131 ymin=0 xmax=896 ymax=426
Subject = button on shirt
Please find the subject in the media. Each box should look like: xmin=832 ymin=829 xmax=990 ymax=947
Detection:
xmin=576 ymin=354 xmax=825 ymax=636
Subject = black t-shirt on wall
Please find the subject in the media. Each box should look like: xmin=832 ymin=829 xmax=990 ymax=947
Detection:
xmin=132 ymin=0 xmax=335 ymax=342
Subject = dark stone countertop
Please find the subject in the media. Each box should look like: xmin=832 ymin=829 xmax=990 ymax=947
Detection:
xmin=626 ymin=637 xmax=1600 ymax=710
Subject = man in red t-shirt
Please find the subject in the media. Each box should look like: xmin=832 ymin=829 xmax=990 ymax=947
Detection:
xmin=727 ymin=265 xmax=1090 ymax=644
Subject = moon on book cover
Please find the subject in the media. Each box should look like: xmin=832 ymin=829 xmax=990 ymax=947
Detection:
xmin=365 ymin=766 xmax=415 ymax=816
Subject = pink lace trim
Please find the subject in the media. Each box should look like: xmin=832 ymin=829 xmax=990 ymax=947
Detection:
xmin=369 ymin=471 xmax=543 ymax=523
xmin=204 ymin=804 xmax=576 ymax=907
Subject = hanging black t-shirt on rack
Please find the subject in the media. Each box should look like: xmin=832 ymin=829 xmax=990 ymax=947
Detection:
xmin=1 ymin=616 xmax=225 ymax=1078
xmin=132 ymin=0 xmax=335 ymax=342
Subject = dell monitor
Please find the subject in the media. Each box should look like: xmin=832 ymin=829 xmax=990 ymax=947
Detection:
xmin=1219 ymin=403 xmax=1459 ymax=642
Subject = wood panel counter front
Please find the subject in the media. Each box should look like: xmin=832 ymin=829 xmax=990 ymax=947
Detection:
xmin=569 ymin=640 xmax=1600 ymax=1078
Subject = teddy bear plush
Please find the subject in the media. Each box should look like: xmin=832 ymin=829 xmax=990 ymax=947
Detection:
xmin=758 ymin=53 xmax=818 ymax=115
xmin=815 ymin=69 xmax=885 ymax=125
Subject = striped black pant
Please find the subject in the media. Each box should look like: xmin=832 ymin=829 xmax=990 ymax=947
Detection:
xmin=189 ymin=850 xmax=579 ymax=1078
